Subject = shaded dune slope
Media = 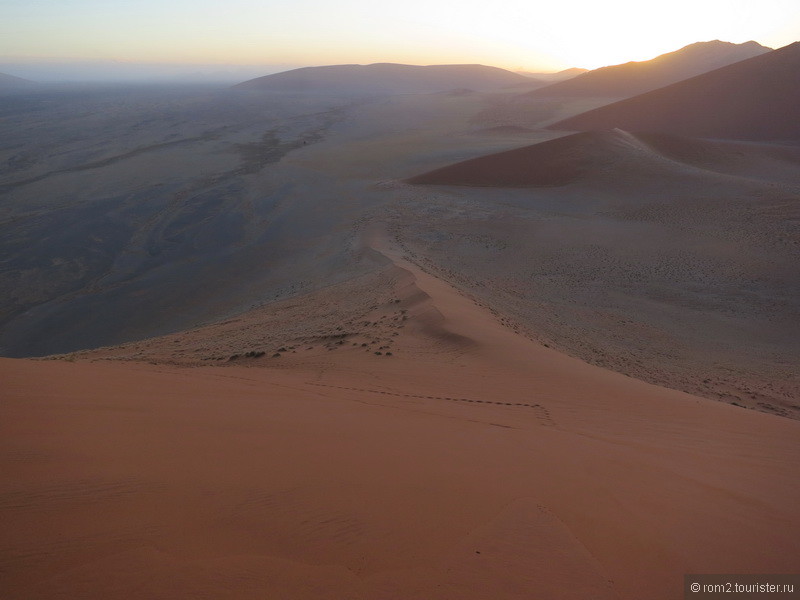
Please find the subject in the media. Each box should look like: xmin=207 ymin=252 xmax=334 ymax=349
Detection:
xmin=549 ymin=42 xmax=800 ymax=141
xmin=637 ymin=132 xmax=800 ymax=182
xmin=407 ymin=131 xmax=603 ymax=187
xmin=235 ymin=63 xmax=534 ymax=94
xmin=407 ymin=129 xmax=800 ymax=187
xmin=530 ymin=40 xmax=770 ymax=98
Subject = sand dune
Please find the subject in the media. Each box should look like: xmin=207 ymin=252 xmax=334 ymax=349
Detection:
xmin=636 ymin=132 xmax=800 ymax=182
xmin=234 ymin=63 xmax=536 ymax=94
xmin=407 ymin=131 xmax=603 ymax=186
xmin=406 ymin=129 xmax=800 ymax=187
xmin=3 ymin=226 xmax=799 ymax=600
xmin=530 ymin=40 xmax=769 ymax=98
xmin=549 ymin=42 xmax=800 ymax=141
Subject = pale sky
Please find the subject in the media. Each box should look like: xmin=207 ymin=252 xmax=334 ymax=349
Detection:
xmin=2 ymin=0 xmax=799 ymax=72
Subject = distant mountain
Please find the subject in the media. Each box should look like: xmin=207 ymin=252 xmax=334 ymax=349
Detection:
xmin=530 ymin=40 xmax=771 ymax=98
xmin=549 ymin=42 xmax=800 ymax=141
xmin=518 ymin=67 xmax=588 ymax=82
xmin=234 ymin=63 xmax=534 ymax=94
xmin=407 ymin=129 xmax=800 ymax=187
xmin=0 ymin=72 xmax=36 ymax=91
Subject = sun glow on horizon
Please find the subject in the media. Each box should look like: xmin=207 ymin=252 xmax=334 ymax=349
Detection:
xmin=1 ymin=0 xmax=798 ymax=75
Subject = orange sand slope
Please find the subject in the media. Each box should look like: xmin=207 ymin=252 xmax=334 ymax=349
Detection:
xmin=2 ymin=232 xmax=799 ymax=600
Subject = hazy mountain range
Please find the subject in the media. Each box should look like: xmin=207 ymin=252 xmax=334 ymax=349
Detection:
xmin=235 ymin=63 xmax=537 ymax=94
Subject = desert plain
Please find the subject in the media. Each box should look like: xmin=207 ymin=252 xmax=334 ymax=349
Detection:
xmin=1 ymin=47 xmax=799 ymax=599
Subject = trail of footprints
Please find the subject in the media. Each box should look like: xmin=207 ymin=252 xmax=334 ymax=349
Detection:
xmin=307 ymin=382 xmax=556 ymax=427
